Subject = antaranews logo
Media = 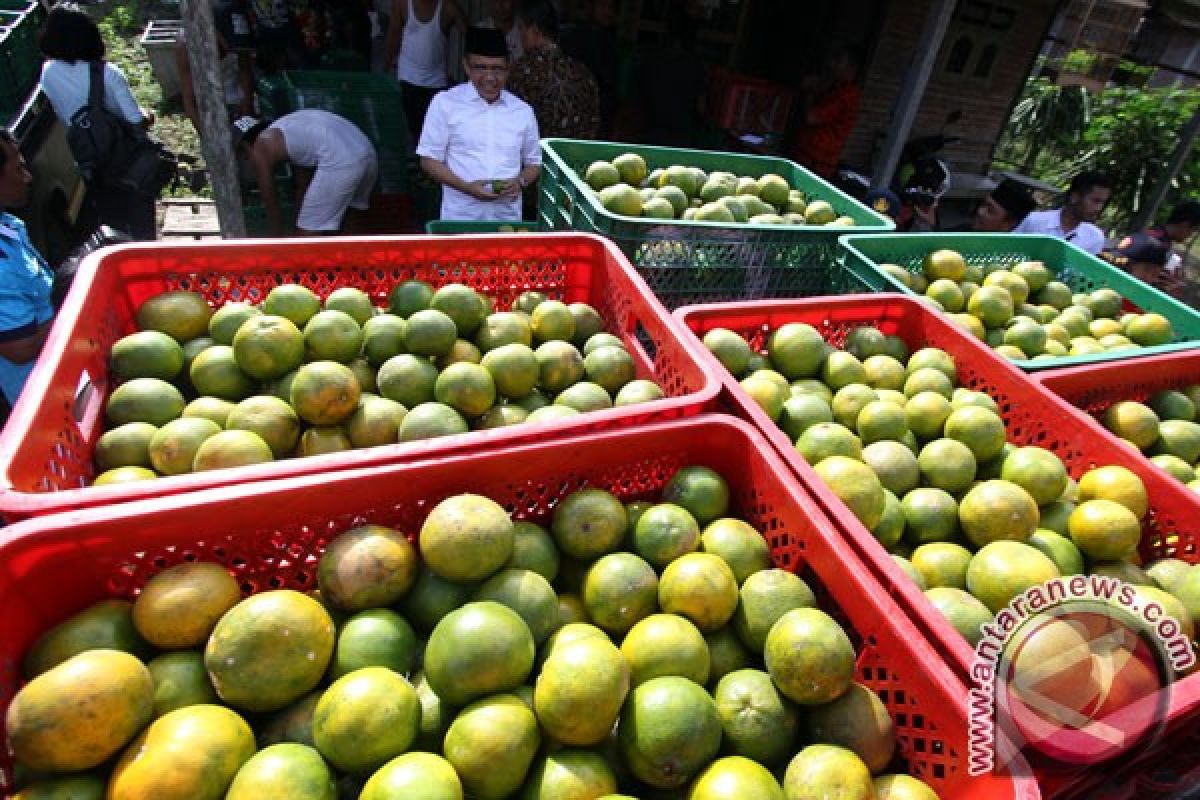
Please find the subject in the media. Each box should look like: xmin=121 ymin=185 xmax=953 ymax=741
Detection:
xmin=968 ymin=574 xmax=1195 ymax=775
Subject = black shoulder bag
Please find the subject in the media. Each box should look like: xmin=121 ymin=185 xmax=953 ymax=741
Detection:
xmin=66 ymin=61 xmax=178 ymax=199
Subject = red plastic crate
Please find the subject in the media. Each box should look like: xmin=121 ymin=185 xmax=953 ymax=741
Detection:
xmin=706 ymin=66 xmax=796 ymax=134
xmin=0 ymin=233 xmax=720 ymax=522
xmin=1034 ymin=348 xmax=1200 ymax=438
xmin=675 ymin=294 xmax=1200 ymax=792
xmin=0 ymin=416 xmax=1036 ymax=799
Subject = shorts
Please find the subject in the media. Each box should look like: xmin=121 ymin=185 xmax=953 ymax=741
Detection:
xmin=296 ymin=156 xmax=379 ymax=232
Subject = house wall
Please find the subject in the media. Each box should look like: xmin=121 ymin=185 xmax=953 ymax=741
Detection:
xmin=843 ymin=0 xmax=1060 ymax=176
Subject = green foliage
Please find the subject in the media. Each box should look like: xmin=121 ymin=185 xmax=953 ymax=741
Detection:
xmin=92 ymin=0 xmax=205 ymax=198
xmin=1062 ymin=49 xmax=1099 ymax=75
xmin=996 ymin=75 xmax=1200 ymax=231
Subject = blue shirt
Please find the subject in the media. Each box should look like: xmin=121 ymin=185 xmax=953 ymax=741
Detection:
xmin=0 ymin=213 xmax=54 ymax=405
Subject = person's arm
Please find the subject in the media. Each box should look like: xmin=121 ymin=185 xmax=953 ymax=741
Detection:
xmin=908 ymin=201 xmax=938 ymax=233
xmin=235 ymin=51 xmax=255 ymax=117
xmin=0 ymin=318 xmax=51 ymax=364
xmin=103 ymin=63 xmax=149 ymax=127
xmin=420 ymin=157 xmax=498 ymax=201
xmin=383 ymin=0 xmax=406 ymax=71
xmin=250 ymin=134 xmax=288 ymax=236
xmin=443 ymin=0 xmax=465 ymax=34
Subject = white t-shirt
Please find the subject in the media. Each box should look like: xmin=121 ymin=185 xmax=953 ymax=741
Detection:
xmin=40 ymin=60 xmax=144 ymax=125
xmin=1013 ymin=208 xmax=1106 ymax=255
xmin=416 ymin=82 xmax=540 ymax=221
xmin=269 ymin=109 xmax=377 ymax=171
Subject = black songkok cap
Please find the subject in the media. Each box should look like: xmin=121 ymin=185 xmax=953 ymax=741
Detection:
xmin=991 ymin=179 xmax=1036 ymax=223
xmin=465 ymin=26 xmax=508 ymax=58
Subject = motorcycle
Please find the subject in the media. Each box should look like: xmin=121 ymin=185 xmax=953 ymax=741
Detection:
xmin=835 ymin=110 xmax=961 ymax=228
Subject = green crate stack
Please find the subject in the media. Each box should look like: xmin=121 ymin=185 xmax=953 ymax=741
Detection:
xmin=0 ymin=3 xmax=42 ymax=122
xmin=257 ymin=70 xmax=411 ymax=194
xmin=839 ymin=232 xmax=1200 ymax=370
xmin=425 ymin=220 xmax=539 ymax=234
xmin=241 ymin=164 xmax=296 ymax=236
xmin=537 ymin=138 xmax=893 ymax=309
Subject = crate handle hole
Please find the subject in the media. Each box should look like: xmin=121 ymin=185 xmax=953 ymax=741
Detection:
xmin=72 ymin=369 xmax=103 ymax=439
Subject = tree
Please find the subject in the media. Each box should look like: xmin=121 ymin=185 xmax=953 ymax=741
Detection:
xmin=996 ymin=76 xmax=1200 ymax=232
xmin=996 ymin=77 xmax=1090 ymax=174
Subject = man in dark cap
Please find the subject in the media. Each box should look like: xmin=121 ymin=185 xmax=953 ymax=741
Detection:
xmin=233 ymin=110 xmax=379 ymax=236
xmin=416 ymin=26 xmax=540 ymax=221
xmin=972 ymin=178 xmax=1036 ymax=233
xmin=1103 ymin=200 xmax=1200 ymax=296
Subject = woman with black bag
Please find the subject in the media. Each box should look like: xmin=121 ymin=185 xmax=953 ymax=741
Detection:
xmin=38 ymin=5 xmax=159 ymax=241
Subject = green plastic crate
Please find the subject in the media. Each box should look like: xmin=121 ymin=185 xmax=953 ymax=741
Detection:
xmin=0 ymin=6 xmax=41 ymax=120
xmin=840 ymin=232 xmax=1200 ymax=371
xmin=243 ymin=202 xmax=297 ymax=237
xmin=538 ymin=138 xmax=894 ymax=309
xmin=257 ymin=70 xmax=411 ymax=194
xmin=425 ymin=220 xmax=539 ymax=234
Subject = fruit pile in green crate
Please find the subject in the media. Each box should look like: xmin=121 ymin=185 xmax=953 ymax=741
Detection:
xmin=1103 ymin=389 xmax=1200 ymax=491
xmin=580 ymin=152 xmax=854 ymax=227
xmin=93 ymin=283 xmax=664 ymax=485
xmin=882 ymin=249 xmax=1175 ymax=361
xmin=6 ymin=466 xmax=942 ymax=800
xmin=702 ymin=322 xmax=1199 ymax=652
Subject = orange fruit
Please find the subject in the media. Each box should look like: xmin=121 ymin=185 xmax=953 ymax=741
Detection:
xmin=434 ymin=362 xmax=496 ymax=417
xmin=106 ymin=378 xmax=186 ymax=427
xmin=815 ymin=456 xmax=885 ymax=529
xmin=966 ymin=541 xmax=1061 ymax=613
xmin=137 ymin=291 xmax=212 ymax=343
xmin=1067 ymin=499 xmax=1141 ymax=561
xmin=226 ymin=395 xmax=302 ymax=458
xmin=110 ymin=331 xmax=185 ymax=381
xmin=922 ymin=249 xmax=967 ymax=282
xmin=262 ymin=284 xmax=321 ymax=327
xmin=405 ymin=310 xmax=458 ymax=357
xmin=387 ymin=280 xmax=434 ymax=318
xmin=192 ymin=429 xmax=274 ymax=471
xmin=190 ymin=345 xmax=257 ymax=401
xmin=1077 ymin=465 xmax=1149 ymax=519
xmin=303 ymin=310 xmax=363 ymax=364
xmin=657 ymin=552 xmax=739 ymax=632
xmin=232 ymin=315 xmax=306 ymax=381
xmin=208 ymin=302 xmax=262 ymax=346
xmin=959 ymin=480 xmax=1039 ymax=547
xmin=290 ymin=361 xmax=361 ymax=426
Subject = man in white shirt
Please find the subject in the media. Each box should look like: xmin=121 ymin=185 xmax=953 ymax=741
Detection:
xmin=234 ymin=110 xmax=379 ymax=236
xmin=417 ymin=26 xmax=541 ymax=222
xmin=1013 ymin=171 xmax=1113 ymax=255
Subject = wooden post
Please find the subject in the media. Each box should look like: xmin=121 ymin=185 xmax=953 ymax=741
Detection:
xmin=181 ymin=0 xmax=246 ymax=237
xmin=871 ymin=0 xmax=957 ymax=189
xmin=1130 ymin=107 xmax=1200 ymax=231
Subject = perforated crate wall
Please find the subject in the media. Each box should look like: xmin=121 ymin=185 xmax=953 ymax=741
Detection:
xmin=537 ymin=138 xmax=893 ymax=309
xmin=676 ymin=294 xmax=1200 ymax=792
xmin=0 ymin=234 xmax=719 ymax=521
xmin=840 ymin=232 xmax=1200 ymax=371
xmin=0 ymin=416 xmax=1036 ymax=799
